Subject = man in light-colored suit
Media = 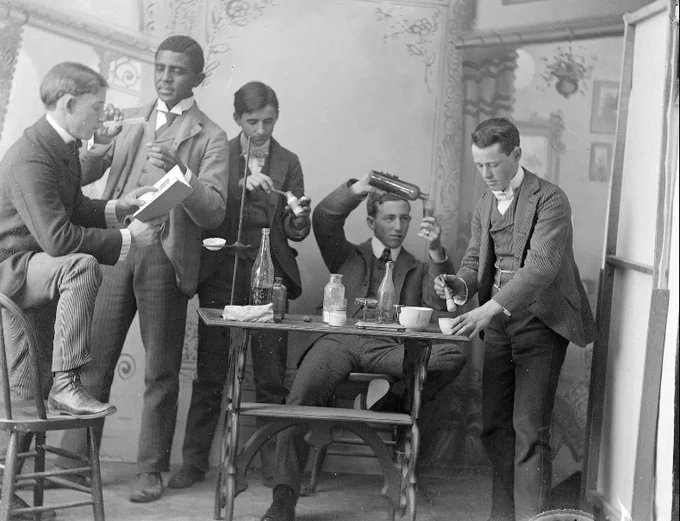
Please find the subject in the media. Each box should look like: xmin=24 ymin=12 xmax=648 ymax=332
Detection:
xmin=56 ymin=35 xmax=229 ymax=503
xmin=435 ymin=117 xmax=597 ymax=521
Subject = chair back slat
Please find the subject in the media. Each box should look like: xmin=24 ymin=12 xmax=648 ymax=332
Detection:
xmin=0 ymin=292 xmax=48 ymax=419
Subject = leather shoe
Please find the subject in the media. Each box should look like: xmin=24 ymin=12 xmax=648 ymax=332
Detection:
xmin=0 ymin=493 xmax=56 ymax=520
xmin=47 ymin=369 xmax=116 ymax=416
xmin=129 ymin=472 xmax=164 ymax=503
xmin=261 ymin=484 xmax=296 ymax=521
xmin=167 ymin=465 xmax=205 ymax=489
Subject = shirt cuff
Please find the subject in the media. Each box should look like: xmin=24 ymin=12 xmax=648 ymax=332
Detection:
xmin=184 ymin=167 xmax=194 ymax=183
xmin=118 ymin=229 xmax=131 ymax=262
xmin=105 ymin=200 xmax=121 ymax=228
xmin=453 ymin=280 xmax=468 ymax=306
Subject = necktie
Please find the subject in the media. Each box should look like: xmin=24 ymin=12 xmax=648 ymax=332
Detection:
xmin=379 ymin=248 xmax=391 ymax=263
xmin=68 ymin=139 xmax=83 ymax=178
xmin=156 ymin=111 xmax=178 ymax=137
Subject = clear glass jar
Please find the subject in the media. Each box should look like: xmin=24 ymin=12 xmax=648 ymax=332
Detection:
xmin=272 ymin=277 xmax=287 ymax=323
xmin=322 ymin=274 xmax=345 ymax=323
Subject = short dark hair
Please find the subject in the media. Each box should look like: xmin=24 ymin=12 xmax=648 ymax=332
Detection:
xmin=366 ymin=192 xmax=411 ymax=218
xmin=233 ymin=81 xmax=279 ymax=117
xmin=39 ymin=62 xmax=108 ymax=109
xmin=471 ymin=117 xmax=520 ymax=155
xmin=156 ymin=35 xmax=205 ymax=75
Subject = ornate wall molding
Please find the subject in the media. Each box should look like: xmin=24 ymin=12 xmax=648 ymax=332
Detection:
xmin=0 ymin=0 xmax=160 ymax=63
xmin=0 ymin=6 xmax=24 ymax=139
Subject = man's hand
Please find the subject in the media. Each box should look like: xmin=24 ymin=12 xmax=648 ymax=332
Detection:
xmin=349 ymin=171 xmax=378 ymax=197
xmin=94 ymin=104 xmax=123 ymax=144
xmin=290 ymin=195 xmax=312 ymax=227
xmin=418 ymin=216 xmax=443 ymax=249
xmin=434 ymin=274 xmax=466 ymax=300
xmin=127 ymin=216 xmax=166 ymax=249
xmin=146 ymin=143 xmax=186 ymax=173
xmin=115 ymin=186 xmax=157 ymax=220
xmin=445 ymin=300 xmax=504 ymax=338
xmin=238 ymin=172 xmax=274 ymax=193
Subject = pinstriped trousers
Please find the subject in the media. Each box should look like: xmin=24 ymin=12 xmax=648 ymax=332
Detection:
xmin=58 ymin=241 xmax=188 ymax=474
xmin=4 ymin=252 xmax=102 ymax=398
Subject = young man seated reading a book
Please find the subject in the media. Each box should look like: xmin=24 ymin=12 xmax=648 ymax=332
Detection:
xmin=56 ymin=35 xmax=229 ymax=504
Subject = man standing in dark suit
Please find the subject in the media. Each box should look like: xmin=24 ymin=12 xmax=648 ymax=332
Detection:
xmin=435 ymin=117 xmax=597 ymax=521
xmin=0 ymin=62 xmax=162 ymax=415
xmin=56 ymin=35 xmax=229 ymax=504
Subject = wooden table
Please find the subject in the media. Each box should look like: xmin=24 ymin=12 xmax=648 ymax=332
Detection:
xmin=199 ymin=309 xmax=468 ymax=521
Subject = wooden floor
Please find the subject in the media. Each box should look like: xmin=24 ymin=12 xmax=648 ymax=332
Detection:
xmin=14 ymin=461 xmax=582 ymax=520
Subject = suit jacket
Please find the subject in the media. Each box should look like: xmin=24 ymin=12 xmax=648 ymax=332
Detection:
xmin=457 ymin=170 xmax=596 ymax=347
xmin=202 ymin=136 xmax=309 ymax=299
xmin=0 ymin=117 xmax=123 ymax=297
xmin=80 ymin=101 xmax=229 ymax=296
xmin=313 ymin=182 xmax=454 ymax=318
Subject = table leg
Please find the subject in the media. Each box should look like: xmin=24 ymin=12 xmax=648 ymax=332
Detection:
xmin=402 ymin=338 xmax=432 ymax=521
xmin=214 ymin=327 xmax=250 ymax=521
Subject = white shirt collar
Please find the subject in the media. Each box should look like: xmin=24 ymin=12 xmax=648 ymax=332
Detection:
xmin=371 ymin=236 xmax=401 ymax=262
xmin=45 ymin=113 xmax=77 ymax=145
xmin=491 ymin=165 xmax=524 ymax=201
xmin=155 ymin=96 xmax=195 ymax=116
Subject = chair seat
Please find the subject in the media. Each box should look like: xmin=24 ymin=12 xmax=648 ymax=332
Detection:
xmin=238 ymin=402 xmax=413 ymax=426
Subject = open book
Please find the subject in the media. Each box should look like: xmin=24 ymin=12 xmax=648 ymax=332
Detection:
xmin=133 ymin=165 xmax=193 ymax=222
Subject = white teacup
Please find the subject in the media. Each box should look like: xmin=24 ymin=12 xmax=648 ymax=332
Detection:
xmin=203 ymin=237 xmax=226 ymax=251
xmin=398 ymin=306 xmax=433 ymax=331
xmin=438 ymin=317 xmax=456 ymax=335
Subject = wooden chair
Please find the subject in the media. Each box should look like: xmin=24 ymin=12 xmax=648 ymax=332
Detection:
xmin=0 ymin=292 xmax=115 ymax=521
xmin=302 ymin=372 xmax=399 ymax=496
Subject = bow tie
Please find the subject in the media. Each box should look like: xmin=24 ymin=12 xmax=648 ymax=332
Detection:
xmin=492 ymin=188 xmax=514 ymax=202
xmin=68 ymin=139 xmax=82 ymax=156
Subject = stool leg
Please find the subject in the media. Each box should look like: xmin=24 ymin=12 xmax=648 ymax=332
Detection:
xmin=87 ymin=426 xmax=105 ymax=521
xmin=1 ymin=432 xmax=19 ymax=521
xmin=33 ymin=432 xmax=45 ymax=516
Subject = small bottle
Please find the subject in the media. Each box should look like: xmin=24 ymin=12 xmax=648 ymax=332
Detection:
xmin=250 ymin=228 xmax=274 ymax=305
xmin=322 ymin=274 xmax=345 ymax=323
xmin=422 ymin=198 xmax=435 ymax=218
xmin=272 ymin=277 xmax=287 ymax=322
xmin=368 ymin=170 xmax=429 ymax=201
xmin=376 ymin=261 xmax=396 ymax=323
xmin=285 ymin=191 xmax=305 ymax=216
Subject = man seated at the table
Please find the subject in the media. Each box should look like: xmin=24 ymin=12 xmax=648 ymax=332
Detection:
xmin=260 ymin=172 xmax=466 ymax=521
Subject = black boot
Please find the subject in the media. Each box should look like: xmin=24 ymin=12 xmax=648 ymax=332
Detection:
xmin=261 ymin=484 xmax=296 ymax=521
xmin=47 ymin=369 xmax=116 ymax=416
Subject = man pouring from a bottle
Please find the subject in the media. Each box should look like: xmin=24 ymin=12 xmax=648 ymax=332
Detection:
xmin=259 ymin=171 xmax=466 ymax=521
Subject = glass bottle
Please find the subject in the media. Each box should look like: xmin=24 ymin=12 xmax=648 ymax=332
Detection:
xmin=376 ymin=261 xmax=396 ymax=323
xmin=322 ymin=274 xmax=345 ymax=323
xmin=272 ymin=277 xmax=287 ymax=322
xmin=250 ymin=228 xmax=274 ymax=305
xmin=368 ymin=170 xmax=429 ymax=201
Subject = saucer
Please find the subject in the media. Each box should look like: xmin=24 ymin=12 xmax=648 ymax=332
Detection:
xmin=202 ymin=237 xmax=226 ymax=251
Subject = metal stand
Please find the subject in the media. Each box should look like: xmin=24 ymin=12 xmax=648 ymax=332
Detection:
xmin=225 ymin=136 xmax=255 ymax=305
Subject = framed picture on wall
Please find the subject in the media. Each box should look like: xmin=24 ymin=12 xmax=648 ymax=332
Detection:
xmin=590 ymin=80 xmax=619 ymax=134
xmin=517 ymin=115 xmax=564 ymax=183
xmin=589 ymin=142 xmax=613 ymax=182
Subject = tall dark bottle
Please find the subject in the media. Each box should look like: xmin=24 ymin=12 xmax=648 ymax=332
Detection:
xmin=368 ymin=170 xmax=429 ymax=201
xmin=250 ymin=228 xmax=274 ymax=305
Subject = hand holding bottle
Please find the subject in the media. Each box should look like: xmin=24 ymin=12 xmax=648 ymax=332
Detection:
xmin=350 ymin=171 xmax=379 ymax=197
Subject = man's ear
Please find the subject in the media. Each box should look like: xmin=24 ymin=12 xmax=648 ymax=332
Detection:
xmin=62 ymin=94 xmax=75 ymax=114
xmin=366 ymin=216 xmax=375 ymax=231
xmin=514 ymin=147 xmax=522 ymax=161
xmin=194 ymin=72 xmax=206 ymax=88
